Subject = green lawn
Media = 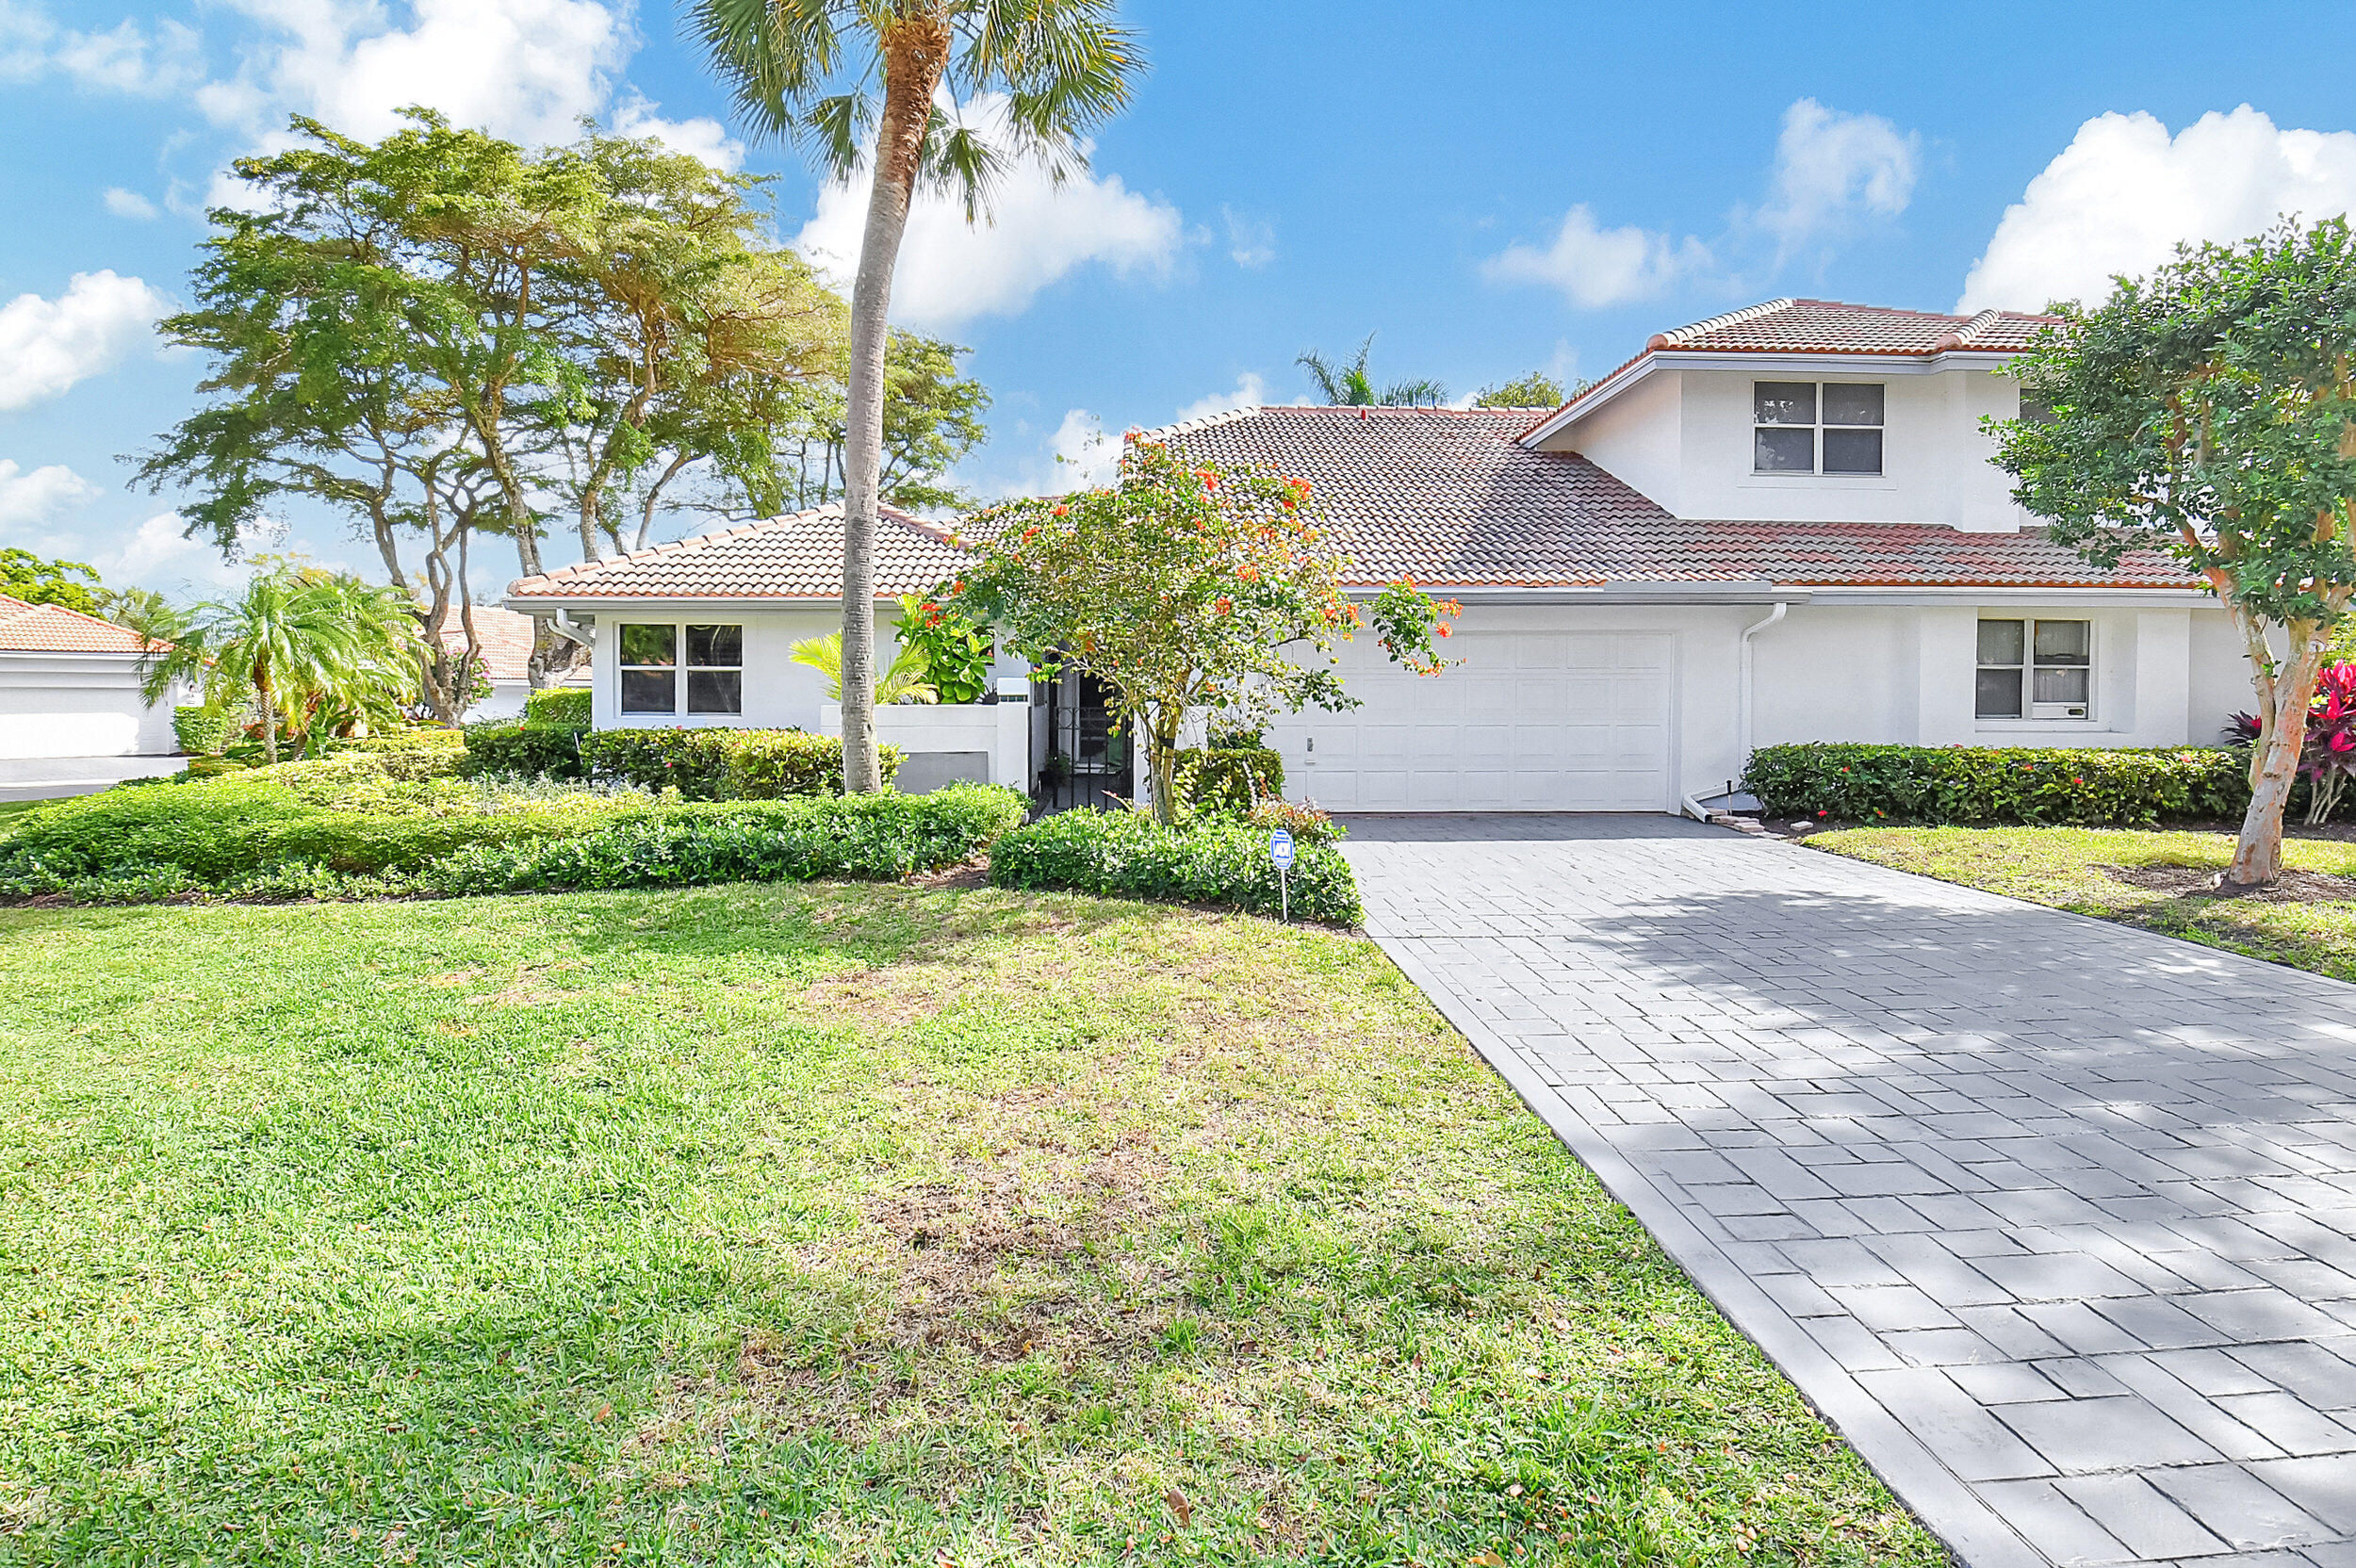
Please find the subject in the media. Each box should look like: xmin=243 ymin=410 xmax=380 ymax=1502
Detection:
xmin=0 ymin=883 xmax=1934 ymax=1566
xmin=1810 ymin=825 xmax=2356 ymax=982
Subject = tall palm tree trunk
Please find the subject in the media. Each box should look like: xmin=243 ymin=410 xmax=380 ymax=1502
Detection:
xmin=839 ymin=15 xmax=951 ymax=793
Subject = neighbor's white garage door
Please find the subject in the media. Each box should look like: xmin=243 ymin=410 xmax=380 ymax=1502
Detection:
xmin=1269 ymin=629 xmax=1674 ymax=811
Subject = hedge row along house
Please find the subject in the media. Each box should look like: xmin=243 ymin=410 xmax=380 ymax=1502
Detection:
xmin=503 ymin=299 xmax=2231 ymax=814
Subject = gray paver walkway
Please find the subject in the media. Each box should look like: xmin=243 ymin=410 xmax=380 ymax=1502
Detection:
xmin=1339 ymin=814 xmax=2356 ymax=1568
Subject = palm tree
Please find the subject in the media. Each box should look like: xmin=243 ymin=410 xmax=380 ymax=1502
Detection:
xmin=1296 ymin=334 xmax=1448 ymax=407
xmin=790 ymin=631 xmax=938 ymax=704
xmin=137 ymin=565 xmax=423 ymax=764
xmin=688 ymin=0 xmax=1139 ymax=793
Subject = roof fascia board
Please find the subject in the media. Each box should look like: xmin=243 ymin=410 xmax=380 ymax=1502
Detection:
xmin=1799 ymin=586 xmax=2213 ymax=607
xmin=500 ymin=596 xmax=859 ymax=615
xmin=1338 ymin=583 xmax=1811 ymax=606
xmin=1522 ymin=349 xmax=2023 ymax=448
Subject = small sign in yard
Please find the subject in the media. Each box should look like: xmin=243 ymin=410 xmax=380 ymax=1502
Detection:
xmin=1269 ymin=828 xmax=1294 ymax=923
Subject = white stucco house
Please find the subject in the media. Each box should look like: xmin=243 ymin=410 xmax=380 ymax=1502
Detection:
xmin=0 ymin=594 xmax=179 ymax=761
xmin=503 ymin=298 xmax=2240 ymax=814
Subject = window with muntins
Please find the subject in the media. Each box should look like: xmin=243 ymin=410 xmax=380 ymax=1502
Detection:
xmin=1754 ymin=382 xmax=1885 ymax=475
xmin=1976 ymin=618 xmax=2091 ymax=720
xmin=618 ymin=623 xmax=744 ymax=715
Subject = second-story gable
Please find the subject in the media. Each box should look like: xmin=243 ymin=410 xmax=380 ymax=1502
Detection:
xmin=1522 ymin=299 xmax=2060 ymax=533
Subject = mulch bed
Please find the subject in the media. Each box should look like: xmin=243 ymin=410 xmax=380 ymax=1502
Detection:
xmin=2098 ymin=863 xmax=2356 ymax=904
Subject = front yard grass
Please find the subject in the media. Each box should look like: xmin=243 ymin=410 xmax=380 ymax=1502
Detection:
xmin=1809 ymin=825 xmax=2356 ymax=982
xmin=0 ymin=883 xmax=1934 ymax=1566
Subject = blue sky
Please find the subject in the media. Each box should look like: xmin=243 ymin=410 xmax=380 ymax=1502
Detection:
xmin=4 ymin=0 xmax=2352 ymax=598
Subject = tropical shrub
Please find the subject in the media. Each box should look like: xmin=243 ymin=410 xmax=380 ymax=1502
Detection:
xmin=581 ymin=727 xmax=900 ymax=800
xmin=172 ymin=705 xmax=237 ymax=756
xmin=893 ymin=594 xmax=993 ymax=704
xmin=1172 ymin=745 xmax=1284 ymax=813
xmin=1742 ymin=743 xmax=2250 ymax=826
xmin=464 ymin=722 xmax=587 ymax=780
xmin=987 ymin=810 xmax=1361 ymax=924
xmin=1235 ymin=797 xmax=1344 ymax=845
xmin=2228 ymin=661 xmax=2356 ymax=824
xmin=524 ymin=687 xmax=592 ymax=727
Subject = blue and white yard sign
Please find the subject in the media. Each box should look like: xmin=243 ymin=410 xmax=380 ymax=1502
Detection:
xmin=1268 ymin=828 xmax=1295 ymax=870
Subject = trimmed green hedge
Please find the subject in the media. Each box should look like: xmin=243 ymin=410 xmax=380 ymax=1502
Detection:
xmin=172 ymin=706 xmax=236 ymax=756
xmin=525 ymin=687 xmax=591 ymax=727
xmin=581 ymin=727 xmax=901 ymax=800
xmin=1172 ymin=745 xmax=1284 ymax=813
xmin=464 ymin=722 xmax=586 ymax=779
xmin=1742 ymin=743 xmax=2251 ymax=826
xmin=987 ymin=810 xmax=1361 ymax=924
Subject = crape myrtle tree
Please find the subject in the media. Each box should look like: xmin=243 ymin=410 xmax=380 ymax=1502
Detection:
xmin=943 ymin=437 xmax=1463 ymax=823
xmin=690 ymin=0 xmax=1139 ymax=794
xmin=1993 ymin=219 xmax=2356 ymax=889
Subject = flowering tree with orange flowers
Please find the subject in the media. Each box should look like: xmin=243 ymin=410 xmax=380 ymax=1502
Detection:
xmin=947 ymin=437 xmax=1459 ymax=822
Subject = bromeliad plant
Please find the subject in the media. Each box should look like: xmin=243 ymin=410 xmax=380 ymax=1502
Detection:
xmin=945 ymin=437 xmax=1460 ymax=823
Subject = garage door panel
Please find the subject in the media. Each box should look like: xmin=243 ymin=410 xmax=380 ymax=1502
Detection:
xmin=1276 ymin=629 xmax=1675 ymax=812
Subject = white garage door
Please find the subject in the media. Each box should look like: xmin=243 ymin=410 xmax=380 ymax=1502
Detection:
xmin=1269 ymin=629 xmax=1675 ymax=811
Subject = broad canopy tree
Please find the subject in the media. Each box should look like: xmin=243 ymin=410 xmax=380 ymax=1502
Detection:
xmin=944 ymin=438 xmax=1461 ymax=823
xmin=1994 ymin=219 xmax=2356 ymax=887
xmin=690 ymin=0 xmax=1139 ymax=794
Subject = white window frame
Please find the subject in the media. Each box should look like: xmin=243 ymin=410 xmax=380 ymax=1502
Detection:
xmin=1753 ymin=381 xmax=1886 ymax=477
xmin=1976 ymin=617 xmax=2093 ymax=722
xmin=615 ymin=621 xmax=744 ymax=717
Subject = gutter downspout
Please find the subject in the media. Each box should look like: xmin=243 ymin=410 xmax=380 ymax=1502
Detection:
xmin=1736 ymin=600 xmax=1788 ymax=776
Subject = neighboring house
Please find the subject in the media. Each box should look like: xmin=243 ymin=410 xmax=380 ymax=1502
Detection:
xmin=506 ymin=298 xmax=2239 ymax=814
xmin=439 ymin=605 xmax=582 ymax=722
xmin=0 ymin=594 xmax=179 ymax=761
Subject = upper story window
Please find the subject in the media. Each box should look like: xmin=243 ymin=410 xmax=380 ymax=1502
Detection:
xmin=1754 ymin=382 xmax=1885 ymax=476
xmin=618 ymin=623 xmax=744 ymax=715
xmin=1976 ymin=618 xmax=2091 ymax=720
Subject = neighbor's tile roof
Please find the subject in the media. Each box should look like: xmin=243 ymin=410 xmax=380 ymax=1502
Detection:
xmin=438 ymin=605 xmax=537 ymax=681
xmin=0 ymin=593 xmax=152 ymax=652
xmin=1145 ymin=405 xmax=2190 ymax=590
xmin=504 ymin=504 xmax=966 ymax=601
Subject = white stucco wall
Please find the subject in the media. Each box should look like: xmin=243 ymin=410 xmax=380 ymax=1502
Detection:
xmin=1551 ymin=365 xmax=2034 ymax=531
xmin=0 ymin=652 xmax=178 ymax=760
xmin=584 ymin=606 xmax=886 ymax=731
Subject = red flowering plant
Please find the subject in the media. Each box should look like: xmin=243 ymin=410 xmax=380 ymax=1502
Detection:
xmin=2228 ymin=660 xmax=2356 ymax=823
xmin=945 ymin=437 xmax=1461 ymax=823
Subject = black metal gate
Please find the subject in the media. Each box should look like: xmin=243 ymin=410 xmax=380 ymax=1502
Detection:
xmin=1039 ymin=671 xmax=1133 ymax=813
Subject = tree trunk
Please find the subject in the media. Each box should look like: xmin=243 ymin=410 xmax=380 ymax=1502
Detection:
xmin=1146 ymin=708 xmax=1183 ymax=825
xmin=2225 ymin=622 xmax=2329 ymax=888
xmin=837 ymin=14 xmax=951 ymax=793
xmin=255 ymin=667 xmax=278 ymax=766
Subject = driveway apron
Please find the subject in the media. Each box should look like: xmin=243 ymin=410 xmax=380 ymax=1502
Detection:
xmin=1339 ymin=814 xmax=2356 ymax=1568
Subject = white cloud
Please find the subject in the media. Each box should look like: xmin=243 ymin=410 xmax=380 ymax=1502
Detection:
xmin=0 ymin=460 xmax=100 ymax=527
xmin=1221 ymin=205 xmax=1276 ymax=270
xmin=102 ymin=186 xmax=158 ymax=219
xmin=0 ymin=4 xmax=204 ymax=94
xmin=1173 ymin=373 xmax=1266 ymax=423
xmin=1753 ymin=98 xmax=1918 ymax=254
xmin=1958 ymin=106 xmax=2356 ymax=313
xmin=794 ymin=92 xmax=1183 ymax=331
xmin=1480 ymin=204 xmax=1710 ymax=309
xmin=611 ymin=90 xmax=743 ymax=172
xmin=0 ymin=270 xmax=170 ymax=411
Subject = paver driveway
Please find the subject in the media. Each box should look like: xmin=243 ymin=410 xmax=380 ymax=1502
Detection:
xmin=1339 ymin=814 xmax=2356 ymax=1568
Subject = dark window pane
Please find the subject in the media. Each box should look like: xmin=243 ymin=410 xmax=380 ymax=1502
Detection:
xmin=2019 ymin=397 xmax=2055 ymax=425
xmin=2033 ymin=619 xmax=2090 ymax=664
xmin=686 ymin=670 xmax=742 ymax=713
xmin=1977 ymin=619 xmax=2025 ymax=665
xmin=686 ymin=624 xmax=742 ymax=667
xmin=618 ymin=623 xmax=675 ymax=666
xmin=1754 ymin=381 xmax=1815 ymax=425
xmin=1823 ymin=383 xmax=1884 ymax=426
xmin=2034 ymin=666 xmax=2091 ymax=705
xmin=1754 ymin=427 xmax=1814 ymax=472
xmin=621 ymin=668 xmax=676 ymax=713
xmin=1823 ymin=427 xmax=1883 ymax=474
xmin=1975 ymin=668 xmax=2023 ymax=719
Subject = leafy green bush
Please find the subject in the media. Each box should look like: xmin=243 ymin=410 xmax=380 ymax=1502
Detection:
xmin=1742 ymin=743 xmax=2251 ymax=826
xmin=987 ymin=810 xmax=1360 ymax=923
xmin=464 ymin=722 xmax=586 ymax=780
xmin=1172 ymin=745 xmax=1284 ymax=813
xmin=330 ymin=727 xmax=466 ymax=778
xmin=172 ymin=706 xmax=236 ymax=756
xmin=524 ymin=687 xmax=592 ymax=727
xmin=1235 ymin=798 xmax=1345 ymax=845
xmin=581 ymin=727 xmax=900 ymax=800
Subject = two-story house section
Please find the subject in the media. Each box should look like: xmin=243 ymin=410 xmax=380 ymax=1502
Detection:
xmin=506 ymin=297 xmax=2249 ymax=817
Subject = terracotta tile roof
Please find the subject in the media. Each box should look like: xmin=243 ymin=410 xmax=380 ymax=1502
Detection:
xmin=438 ymin=605 xmax=537 ymax=682
xmin=504 ymin=504 xmax=966 ymax=602
xmin=0 ymin=593 xmax=151 ymax=653
xmin=1144 ymin=405 xmax=2191 ymax=590
xmin=1532 ymin=298 xmax=2066 ymax=433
